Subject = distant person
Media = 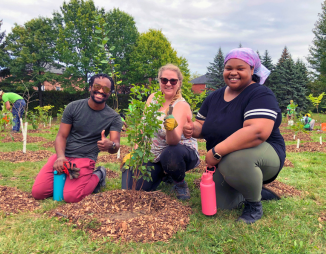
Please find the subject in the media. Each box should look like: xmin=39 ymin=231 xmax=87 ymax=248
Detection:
xmin=303 ymin=113 xmax=315 ymax=131
xmin=32 ymin=74 xmax=123 ymax=203
xmin=287 ymin=100 xmax=295 ymax=121
xmin=183 ymin=48 xmax=285 ymax=224
xmin=0 ymin=90 xmax=26 ymax=133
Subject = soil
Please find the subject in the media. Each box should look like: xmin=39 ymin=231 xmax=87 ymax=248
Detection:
xmin=286 ymin=142 xmax=326 ymax=153
xmin=28 ymin=129 xmax=51 ymax=134
xmin=0 ymin=185 xmax=40 ymax=215
xmin=97 ymin=145 xmax=132 ymax=164
xmin=50 ymin=190 xmax=191 ymax=243
xmin=42 ymin=141 xmax=55 ymax=148
xmin=198 ymin=149 xmax=206 ymax=157
xmin=319 ymin=212 xmax=326 ymax=223
xmin=282 ymin=132 xmax=312 ymax=141
xmin=187 ymin=159 xmax=206 ymax=174
xmin=1 ymin=133 xmax=48 ymax=143
xmin=284 ymin=158 xmax=294 ymax=167
xmin=0 ymin=150 xmax=53 ymax=163
xmin=193 ymin=179 xmax=302 ymax=198
xmin=106 ymin=168 xmax=119 ymax=179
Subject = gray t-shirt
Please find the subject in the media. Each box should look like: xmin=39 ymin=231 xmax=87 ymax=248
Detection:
xmin=61 ymin=98 xmax=123 ymax=161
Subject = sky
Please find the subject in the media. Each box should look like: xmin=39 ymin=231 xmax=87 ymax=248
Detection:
xmin=0 ymin=0 xmax=324 ymax=75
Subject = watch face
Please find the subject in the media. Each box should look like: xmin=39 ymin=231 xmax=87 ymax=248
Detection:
xmin=213 ymin=153 xmax=221 ymax=160
xmin=112 ymin=142 xmax=116 ymax=149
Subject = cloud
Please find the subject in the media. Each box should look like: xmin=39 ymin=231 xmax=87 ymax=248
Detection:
xmin=0 ymin=0 xmax=323 ymax=74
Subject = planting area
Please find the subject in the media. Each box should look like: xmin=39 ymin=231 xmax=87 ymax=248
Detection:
xmin=0 ymin=117 xmax=326 ymax=253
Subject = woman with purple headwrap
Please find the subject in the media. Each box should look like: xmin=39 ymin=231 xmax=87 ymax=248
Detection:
xmin=183 ymin=48 xmax=285 ymax=224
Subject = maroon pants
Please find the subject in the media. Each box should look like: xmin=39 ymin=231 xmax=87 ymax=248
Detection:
xmin=32 ymin=154 xmax=99 ymax=203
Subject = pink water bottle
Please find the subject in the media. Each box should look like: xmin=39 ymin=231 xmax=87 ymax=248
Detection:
xmin=200 ymin=166 xmax=217 ymax=216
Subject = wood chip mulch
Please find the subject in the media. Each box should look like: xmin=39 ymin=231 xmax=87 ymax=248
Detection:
xmin=0 ymin=185 xmax=40 ymax=215
xmin=28 ymin=129 xmax=51 ymax=134
xmin=198 ymin=149 xmax=206 ymax=157
xmin=106 ymin=168 xmax=119 ymax=179
xmin=49 ymin=190 xmax=191 ymax=243
xmin=282 ymin=132 xmax=312 ymax=141
xmin=286 ymin=142 xmax=326 ymax=153
xmin=1 ymin=133 xmax=48 ymax=143
xmin=284 ymin=158 xmax=294 ymax=167
xmin=42 ymin=141 xmax=55 ymax=148
xmin=193 ymin=179 xmax=302 ymax=198
xmin=0 ymin=150 xmax=53 ymax=163
xmin=97 ymin=145 xmax=132 ymax=164
xmin=187 ymin=159 xmax=206 ymax=174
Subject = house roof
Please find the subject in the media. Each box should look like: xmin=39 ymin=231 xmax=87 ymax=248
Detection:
xmin=190 ymin=74 xmax=209 ymax=84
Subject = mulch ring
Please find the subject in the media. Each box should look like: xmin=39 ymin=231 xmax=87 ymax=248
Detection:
xmin=106 ymin=168 xmax=119 ymax=179
xmin=284 ymin=158 xmax=294 ymax=167
xmin=0 ymin=150 xmax=53 ymax=163
xmin=193 ymin=179 xmax=301 ymax=198
xmin=50 ymin=190 xmax=191 ymax=243
xmin=42 ymin=141 xmax=55 ymax=148
xmin=28 ymin=129 xmax=51 ymax=134
xmin=187 ymin=159 xmax=206 ymax=174
xmin=0 ymin=185 xmax=40 ymax=215
xmin=286 ymin=142 xmax=326 ymax=153
xmin=97 ymin=145 xmax=132 ymax=164
xmin=282 ymin=132 xmax=312 ymax=141
xmin=1 ymin=133 xmax=48 ymax=143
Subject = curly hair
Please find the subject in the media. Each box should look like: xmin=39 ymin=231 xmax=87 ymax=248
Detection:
xmin=88 ymin=74 xmax=114 ymax=92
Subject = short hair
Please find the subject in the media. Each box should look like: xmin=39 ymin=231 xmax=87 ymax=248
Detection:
xmin=252 ymin=74 xmax=261 ymax=83
xmin=88 ymin=74 xmax=114 ymax=92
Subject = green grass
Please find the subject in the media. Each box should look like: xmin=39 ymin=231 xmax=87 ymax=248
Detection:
xmin=1 ymin=117 xmax=326 ymax=253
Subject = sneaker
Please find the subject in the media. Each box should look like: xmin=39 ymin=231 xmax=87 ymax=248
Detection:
xmin=93 ymin=166 xmax=107 ymax=193
xmin=261 ymin=186 xmax=281 ymax=201
xmin=172 ymin=181 xmax=190 ymax=200
xmin=162 ymin=175 xmax=174 ymax=185
xmin=237 ymin=201 xmax=263 ymax=224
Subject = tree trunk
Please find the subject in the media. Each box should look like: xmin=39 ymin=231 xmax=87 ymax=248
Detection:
xmin=38 ymin=82 xmax=43 ymax=106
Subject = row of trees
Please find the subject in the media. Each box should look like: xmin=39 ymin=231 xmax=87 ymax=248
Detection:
xmin=0 ymin=0 xmax=195 ymax=107
xmin=206 ymin=46 xmax=310 ymax=112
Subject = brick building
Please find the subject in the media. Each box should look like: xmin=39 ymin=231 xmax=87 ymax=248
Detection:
xmin=190 ymin=75 xmax=208 ymax=94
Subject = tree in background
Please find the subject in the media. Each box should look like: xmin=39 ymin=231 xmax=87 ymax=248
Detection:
xmin=128 ymin=29 xmax=179 ymax=85
xmin=54 ymin=0 xmax=100 ymax=90
xmin=189 ymin=71 xmax=202 ymax=81
xmin=0 ymin=20 xmax=10 ymax=81
xmin=261 ymin=50 xmax=274 ymax=88
xmin=4 ymin=17 xmax=60 ymax=105
xmin=104 ymin=8 xmax=139 ymax=93
xmin=269 ymin=47 xmax=308 ymax=112
xmin=307 ymin=0 xmax=326 ymax=86
xmin=205 ymin=47 xmax=224 ymax=93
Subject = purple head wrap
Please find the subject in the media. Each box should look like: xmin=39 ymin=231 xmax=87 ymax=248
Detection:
xmin=224 ymin=48 xmax=271 ymax=85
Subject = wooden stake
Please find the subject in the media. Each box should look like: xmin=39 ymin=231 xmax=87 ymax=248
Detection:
xmin=320 ymin=136 xmax=322 ymax=145
xmin=293 ymin=134 xmax=296 ymax=140
xmin=117 ymin=147 xmax=120 ymax=159
xmin=296 ymin=139 xmax=300 ymax=149
xmin=20 ymin=118 xmax=28 ymax=154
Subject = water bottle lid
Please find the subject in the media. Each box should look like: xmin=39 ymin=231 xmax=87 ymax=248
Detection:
xmin=201 ymin=172 xmax=213 ymax=184
xmin=54 ymin=170 xmax=58 ymax=175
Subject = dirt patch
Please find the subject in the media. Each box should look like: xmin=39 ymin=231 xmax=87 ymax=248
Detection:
xmin=50 ymin=190 xmax=191 ymax=243
xmin=282 ymin=132 xmax=312 ymax=141
xmin=286 ymin=142 xmax=326 ymax=153
xmin=42 ymin=141 xmax=55 ymax=148
xmin=1 ymin=133 xmax=48 ymax=143
xmin=0 ymin=150 xmax=53 ymax=163
xmin=187 ymin=159 xmax=206 ymax=174
xmin=97 ymin=145 xmax=132 ymax=164
xmin=28 ymin=129 xmax=51 ymax=134
xmin=280 ymin=128 xmax=294 ymax=133
xmin=198 ymin=149 xmax=206 ymax=157
xmin=193 ymin=179 xmax=302 ymax=198
xmin=0 ymin=185 xmax=40 ymax=215
xmin=319 ymin=212 xmax=326 ymax=223
xmin=264 ymin=180 xmax=302 ymax=197
xmin=106 ymin=168 xmax=119 ymax=179
xmin=284 ymin=158 xmax=294 ymax=167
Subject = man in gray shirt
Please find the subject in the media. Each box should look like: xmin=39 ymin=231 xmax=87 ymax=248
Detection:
xmin=32 ymin=74 xmax=123 ymax=203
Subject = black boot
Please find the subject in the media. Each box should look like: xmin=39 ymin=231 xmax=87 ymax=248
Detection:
xmin=261 ymin=186 xmax=281 ymax=201
xmin=93 ymin=166 xmax=107 ymax=193
xmin=237 ymin=201 xmax=263 ymax=224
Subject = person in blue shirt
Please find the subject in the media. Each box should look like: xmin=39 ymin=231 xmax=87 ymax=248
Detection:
xmin=183 ymin=48 xmax=285 ymax=224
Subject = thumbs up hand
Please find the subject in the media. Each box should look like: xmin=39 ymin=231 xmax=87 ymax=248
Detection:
xmin=183 ymin=115 xmax=194 ymax=138
xmin=97 ymin=130 xmax=112 ymax=151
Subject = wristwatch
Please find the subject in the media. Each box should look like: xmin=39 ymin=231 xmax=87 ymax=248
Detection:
xmin=112 ymin=142 xmax=116 ymax=150
xmin=212 ymin=147 xmax=222 ymax=160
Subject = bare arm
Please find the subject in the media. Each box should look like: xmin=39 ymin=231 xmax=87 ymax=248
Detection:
xmin=108 ymin=131 xmax=121 ymax=154
xmin=5 ymin=101 xmax=10 ymax=111
xmin=206 ymin=118 xmax=274 ymax=166
xmin=183 ymin=117 xmax=205 ymax=139
xmin=54 ymin=123 xmax=72 ymax=173
xmin=165 ymin=102 xmax=191 ymax=145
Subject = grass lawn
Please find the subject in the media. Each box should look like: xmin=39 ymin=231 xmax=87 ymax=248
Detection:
xmin=0 ymin=115 xmax=326 ymax=253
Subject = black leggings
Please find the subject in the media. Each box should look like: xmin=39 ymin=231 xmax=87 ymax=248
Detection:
xmin=121 ymin=144 xmax=199 ymax=191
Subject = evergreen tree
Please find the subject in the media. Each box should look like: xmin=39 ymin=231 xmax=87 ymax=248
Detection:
xmin=238 ymin=43 xmax=242 ymax=48
xmin=256 ymin=50 xmax=261 ymax=60
xmin=307 ymin=0 xmax=326 ymax=85
xmin=269 ymin=47 xmax=308 ymax=112
xmin=205 ymin=47 xmax=224 ymax=92
xmin=261 ymin=50 xmax=274 ymax=88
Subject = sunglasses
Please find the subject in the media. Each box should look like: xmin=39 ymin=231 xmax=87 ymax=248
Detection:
xmin=160 ymin=78 xmax=179 ymax=86
xmin=93 ymin=83 xmax=110 ymax=94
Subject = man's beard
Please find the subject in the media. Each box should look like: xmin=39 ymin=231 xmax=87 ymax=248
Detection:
xmin=90 ymin=90 xmax=108 ymax=104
